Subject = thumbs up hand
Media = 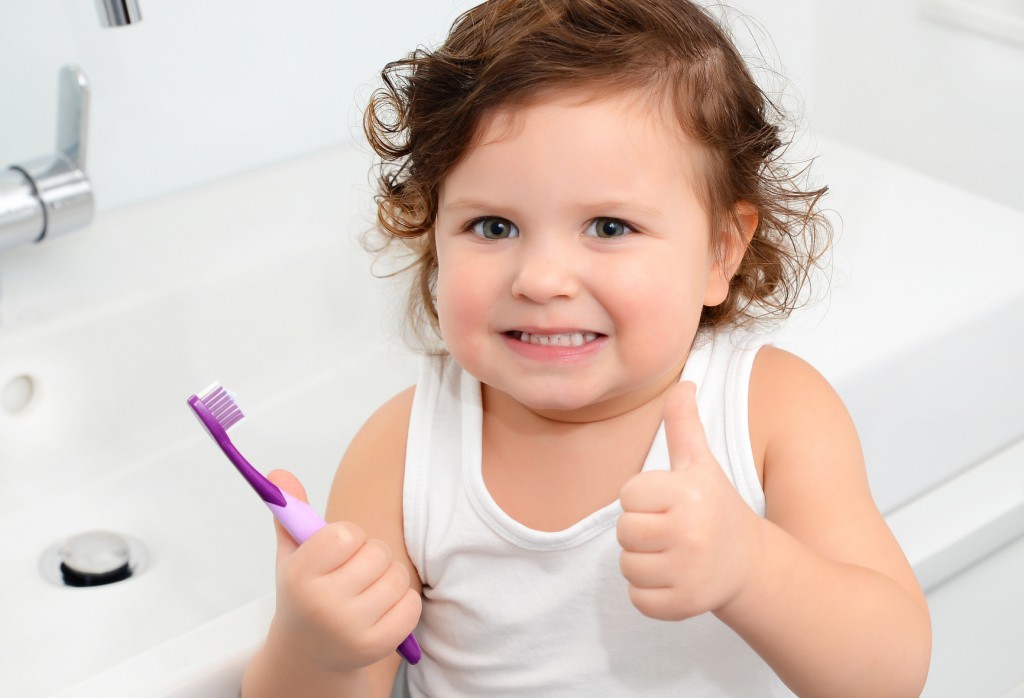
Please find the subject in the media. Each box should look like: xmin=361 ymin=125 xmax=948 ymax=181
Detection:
xmin=617 ymin=381 xmax=763 ymax=621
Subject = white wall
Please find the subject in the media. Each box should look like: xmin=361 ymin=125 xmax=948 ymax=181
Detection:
xmin=1 ymin=0 xmax=477 ymax=212
xmin=729 ymin=0 xmax=1024 ymax=214
xmin=3 ymin=1 xmax=1021 ymax=214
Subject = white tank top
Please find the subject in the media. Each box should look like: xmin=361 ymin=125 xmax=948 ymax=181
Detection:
xmin=401 ymin=329 xmax=794 ymax=696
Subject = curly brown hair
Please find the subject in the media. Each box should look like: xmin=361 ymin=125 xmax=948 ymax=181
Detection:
xmin=364 ymin=0 xmax=831 ymax=348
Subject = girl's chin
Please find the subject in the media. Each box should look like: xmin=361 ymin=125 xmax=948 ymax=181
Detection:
xmin=495 ymin=385 xmax=635 ymax=423
xmin=482 ymin=381 xmax=597 ymax=415
xmin=509 ymin=390 xmax=593 ymax=413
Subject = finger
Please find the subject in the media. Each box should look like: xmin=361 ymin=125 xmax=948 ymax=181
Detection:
xmin=336 ymin=538 xmax=394 ymax=597
xmin=620 ymin=550 xmax=673 ymax=589
xmin=355 ymin=561 xmax=416 ymax=630
xmin=628 ymin=585 xmax=685 ymax=622
xmin=366 ymin=586 xmax=423 ymax=657
xmin=664 ymin=381 xmax=712 ymax=472
xmin=268 ymin=469 xmax=309 ymax=558
xmin=268 ymin=468 xmax=309 ymax=502
xmin=297 ymin=521 xmax=368 ymax=577
xmin=619 ymin=470 xmax=676 ymax=513
xmin=616 ymin=511 xmax=671 ymax=553
xmin=266 ymin=472 xmax=367 ymax=576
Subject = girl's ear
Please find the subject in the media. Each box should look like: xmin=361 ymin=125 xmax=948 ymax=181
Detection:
xmin=703 ymin=201 xmax=758 ymax=306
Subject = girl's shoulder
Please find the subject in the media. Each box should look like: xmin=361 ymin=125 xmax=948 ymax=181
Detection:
xmin=748 ymin=345 xmax=858 ymax=486
xmin=748 ymin=344 xmax=886 ymax=539
xmin=325 ymin=385 xmax=419 ymax=582
xmin=340 ymin=386 xmax=417 ymax=468
xmin=749 ymin=345 xmax=853 ymax=453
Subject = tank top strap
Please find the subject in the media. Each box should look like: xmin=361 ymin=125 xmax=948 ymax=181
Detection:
xmin=684 ymin=329 xmax=770 ymax=515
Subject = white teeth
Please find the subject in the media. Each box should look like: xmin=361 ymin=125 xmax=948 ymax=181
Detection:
xmin=518 ymin=331 xmax=598 ymax=347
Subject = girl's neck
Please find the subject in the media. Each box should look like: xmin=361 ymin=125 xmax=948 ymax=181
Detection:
xmin=481 ymin=353 xmax=688 ymax=427
xmin=479 ymin=377 xmax=677 ymax=532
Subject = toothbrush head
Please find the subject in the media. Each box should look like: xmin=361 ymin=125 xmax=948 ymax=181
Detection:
xmin=191 ymin=383 xmax=245 ymax=432
xmin=187 ymin=382 xmax=287 ymax=507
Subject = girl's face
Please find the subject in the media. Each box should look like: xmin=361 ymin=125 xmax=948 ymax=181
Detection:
xmin=434 ymin=90 xmax=734 ymax=422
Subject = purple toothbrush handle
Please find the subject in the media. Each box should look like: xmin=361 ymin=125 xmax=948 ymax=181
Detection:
xmin=397 ymin=634 xmax=422 ymax=665
xmin=266 ymin=491 xmax=328 ymax=544
xmin=266 ymin=491 xmax=422 ymax=664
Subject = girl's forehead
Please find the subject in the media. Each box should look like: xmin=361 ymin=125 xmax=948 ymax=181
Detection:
xmin=452 ymin=88 xmax=703 ymax=189
xmin=474 ymin=87 xmax=690 ymax=146
xmin=439 ymin=88 xmax=707 ymax=221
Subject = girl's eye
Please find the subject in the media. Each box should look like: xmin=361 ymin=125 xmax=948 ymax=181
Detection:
xmin=585 ymin=218 xmax=633 ymax=239
xmin=470 ymin=217 xmax=519 ymax=240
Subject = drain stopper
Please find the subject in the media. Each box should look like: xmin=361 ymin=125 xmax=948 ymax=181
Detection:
xmin=47 ymin=531 xmax=141 ymax=587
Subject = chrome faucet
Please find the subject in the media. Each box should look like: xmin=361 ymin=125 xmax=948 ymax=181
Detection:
xmin=0 ymin=66 xmax=94 ymax=255
xmin=95 ymin=0 xmax=142 ymax=27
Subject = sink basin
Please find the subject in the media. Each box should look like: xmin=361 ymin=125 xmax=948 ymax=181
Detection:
xmin=0 ymin=145 xmax=417 ymax=697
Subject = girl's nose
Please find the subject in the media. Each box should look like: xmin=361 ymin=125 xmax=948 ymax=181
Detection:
xmin=510 ymin=236 xmax=579 ymax=302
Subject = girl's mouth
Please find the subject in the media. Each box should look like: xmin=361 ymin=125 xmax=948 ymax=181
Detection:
xmin=506 ymin=330 xmax=602 ymax=347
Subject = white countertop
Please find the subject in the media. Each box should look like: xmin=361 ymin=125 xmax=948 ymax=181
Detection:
xmin=772 ymin=138 xmax=1024 ymax=511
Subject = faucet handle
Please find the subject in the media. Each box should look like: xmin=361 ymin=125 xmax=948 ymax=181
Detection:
xmin=57 ymin=66 xmax=90 ymax=171
xmin=14 ymin=65 xmax=95 ymax=242
xmin=1 ymin=66 xmax=94 ymax=255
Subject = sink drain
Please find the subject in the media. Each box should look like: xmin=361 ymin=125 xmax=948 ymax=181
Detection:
xmin=41 ymin=531 xmax=147 ymax=587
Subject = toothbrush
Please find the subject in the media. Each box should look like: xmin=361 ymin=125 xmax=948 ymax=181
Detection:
xmin=187 ymin=382 xmax=422 ymax=665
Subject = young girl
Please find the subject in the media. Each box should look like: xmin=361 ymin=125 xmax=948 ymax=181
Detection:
xmin=243 ymin=1 xmax=931 ymax=696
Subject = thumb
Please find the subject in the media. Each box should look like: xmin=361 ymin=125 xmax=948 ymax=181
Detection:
xmin=664 ymin=381 xmax=712 ymax=471
xmin=267 ymin=469 xmax=309 ymax=554
xmin=268 ymin=468 xmax=309 ymax=503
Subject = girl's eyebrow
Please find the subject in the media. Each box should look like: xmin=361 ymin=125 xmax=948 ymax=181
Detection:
xmin=583 ymin=200 xmax=664 ymax=219
xmin=440 ymin=198 xmax=496 ymax=212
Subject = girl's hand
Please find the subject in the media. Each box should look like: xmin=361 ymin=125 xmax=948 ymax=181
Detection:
xmin=265 ymin=470 xmax=422 ymax=674
xmin=616 ymin=382 xmax=763 ymax=621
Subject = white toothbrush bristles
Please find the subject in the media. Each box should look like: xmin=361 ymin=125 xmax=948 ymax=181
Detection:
xmin=198 ymin=382 xmax=245 ymax=431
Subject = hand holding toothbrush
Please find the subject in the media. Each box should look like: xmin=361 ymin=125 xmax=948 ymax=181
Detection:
xmin=186 ymin=382 xmax=421 ymax=672
xmin=265 ymin=469 xmax=424 ymax=674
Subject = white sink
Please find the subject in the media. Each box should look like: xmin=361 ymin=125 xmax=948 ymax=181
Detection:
xmin=0 ymin=145 xmax=417 ymax=697
xmin=1 ymin=136 xmax=1021 ymax=697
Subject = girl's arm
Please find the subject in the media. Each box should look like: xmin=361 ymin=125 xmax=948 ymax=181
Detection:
xmin=325 ymin=386 xmax=422 ymax=695
xmin=242 ymin=388 xmax=420 ymax=698
xmin=617 ymin=347 xmax=930 ymax=697
xmin=730 ymin=347 xmax=931 ymax=696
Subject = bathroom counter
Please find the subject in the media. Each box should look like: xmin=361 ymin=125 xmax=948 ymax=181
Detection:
xmin=774 ymin=139 xmax=1024 ymax=513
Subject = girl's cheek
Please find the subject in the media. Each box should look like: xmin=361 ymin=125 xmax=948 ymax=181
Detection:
xmin=435 ymin=276 xmax=475 ymax=341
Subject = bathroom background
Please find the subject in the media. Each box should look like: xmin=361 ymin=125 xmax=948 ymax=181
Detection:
xmin=3 ymin=0 xmax=1022 ymax=215
xmin=1 ymin=1 xmax=1023 ymax=697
